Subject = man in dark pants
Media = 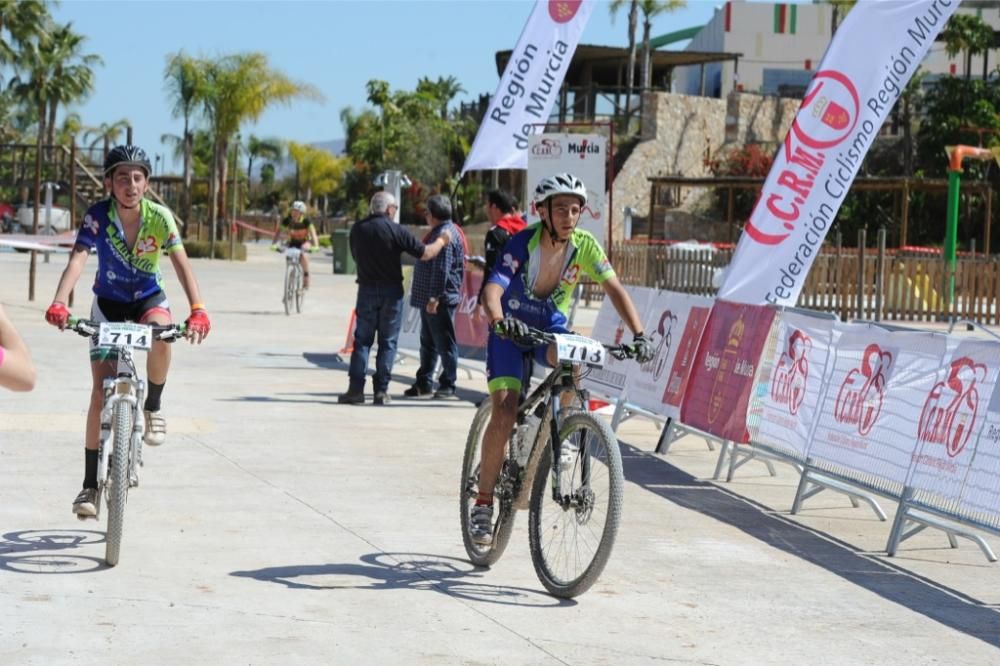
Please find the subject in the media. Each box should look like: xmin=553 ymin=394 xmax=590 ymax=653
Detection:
xmin=404 ymin=195 xmax=465 ymax=400
xmin=339 ymin=191 xmax=452 ymax=406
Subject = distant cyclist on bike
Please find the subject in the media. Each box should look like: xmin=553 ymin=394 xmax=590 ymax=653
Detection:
xmin=44 ymin=144 xmax=210 ymax=518
xmin=272 ymin=200 xmax=319 ymax=289
xmin=472 ymin=172 xmax=654 ymax=545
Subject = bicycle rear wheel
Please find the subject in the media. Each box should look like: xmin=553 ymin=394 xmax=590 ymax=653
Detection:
xmin=295 ymin=267 xmax=304 ymax=313
xmin=460 ymin=400 xmax=516 ymax=567
xmin=105 ymin=402 xmax=132 ymax=566
xmin=283 ymin=265 xmax=295 ymax=315
xmin=528 ymin=410 xmax=623 ymax=598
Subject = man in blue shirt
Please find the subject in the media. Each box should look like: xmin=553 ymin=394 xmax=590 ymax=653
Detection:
xmin=405 ymin=195 xmax=465 ymax=400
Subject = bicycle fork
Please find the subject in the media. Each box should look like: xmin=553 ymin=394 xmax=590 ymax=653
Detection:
xmin=98 ymin=375 xmax=145 ymax=494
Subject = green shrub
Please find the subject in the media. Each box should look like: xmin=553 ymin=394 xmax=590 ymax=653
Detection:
xmin=317 ymin=234 xmax=332 ymax=248
xmin=184 ymin=240 xmax=247 ymax=261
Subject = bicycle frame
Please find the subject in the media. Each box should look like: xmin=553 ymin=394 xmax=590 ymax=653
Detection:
xmin=512 ymin=359 xmax=590 ymax=509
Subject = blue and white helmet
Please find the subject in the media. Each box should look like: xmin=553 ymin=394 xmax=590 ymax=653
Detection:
xmin=533 ymin=173 xmax=587 ymax=207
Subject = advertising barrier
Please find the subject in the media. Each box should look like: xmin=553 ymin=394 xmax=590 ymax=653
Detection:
xmin=581 ymin=286 xmax=653 ymax=399
xmin=628 ymin=291 xmax=712 ymax=419
xmin=680 ymin=301 xmax=776 ymax=442
xmin=748 ymin=310 xmax=838 ymax=462
xmin=808 ymin=325 xmax=947 ymax=488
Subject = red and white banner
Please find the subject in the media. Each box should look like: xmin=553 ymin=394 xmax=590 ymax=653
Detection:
xmin=582 ymin=286 xmax=653 ymax=398
xmin=680 ymin=301 xmax=776 ymax=442
xmin=461 ymin=0 xmax=594 ymax=173
xmin=718 ymin=0 xmax=959 ymax=305
xmin=748 ymin=311 xmax=838 ymax=461
xmin=628 ymin=291 xmax=713 ymax=419
xmin=808 ymin=325 xmax=946 ymax=485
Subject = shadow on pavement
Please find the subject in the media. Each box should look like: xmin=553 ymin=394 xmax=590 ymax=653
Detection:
xmin=0 ymin=529 xmax=107 ymax=574
xmin=617 ymin=441 xmax=1000 ymax=648
xmin=231 ymin=551 xmax=569 ymax=607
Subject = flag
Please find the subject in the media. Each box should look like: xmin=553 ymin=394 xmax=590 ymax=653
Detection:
xmin=718 ymin=0 xmax=960 ymax=306
xmin=461 ymin=0 xmax=594 ymax=174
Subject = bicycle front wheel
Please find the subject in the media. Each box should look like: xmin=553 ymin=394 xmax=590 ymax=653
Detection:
xmin=105 ymin=402 xmax=132 ymax=566
xmin=295 ymin=267 xmax=304 ymax=313
xmin=283 ymin=265 xmax=295 ymax=315
xmin=528 ymin=410 xmax=623 ymax=598
xmin=460 ymin=399 xmax=516 ymax=567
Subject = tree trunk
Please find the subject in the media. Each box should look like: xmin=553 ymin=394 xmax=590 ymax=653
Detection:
xmin=218 ymin=136 xmax=229 ymax=240
xmin=182 ymin=116 xmax=192 ymax=232
xmin=624 ymin=0 xmax=638 ymax=127
xmin=208 ymin=139 xmax=219 ymax=256
xmin=641 ymin=20 xmax=652 ymax=90
xmin=47 ymin=98 xmax=57 ymax=148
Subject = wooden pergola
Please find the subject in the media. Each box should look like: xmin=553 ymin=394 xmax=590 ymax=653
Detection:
xmin=646 ymin=175 xmax=994 ymax=250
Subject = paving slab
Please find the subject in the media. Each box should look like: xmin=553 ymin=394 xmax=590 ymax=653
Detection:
xmin=0 ymin=243 xmax=998 ymax=665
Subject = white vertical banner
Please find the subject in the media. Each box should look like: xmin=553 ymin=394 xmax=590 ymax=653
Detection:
xmin=461 ymin=0 xmax=595 ymax=173
xmin=718 ymin=1 xmax=960 ymax=305
xmin=527 ymin=133 xmax=607 ymax=241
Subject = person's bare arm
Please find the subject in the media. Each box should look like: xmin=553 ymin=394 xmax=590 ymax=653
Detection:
xmin=0 ymin=304 xmax=35 ymax=391
xmin=482 ymin=282 xmax=505 ymax=326
xmin=51 ymin=245 xmax=91 ymax=305
xmin=602 ymin=276 xmax=645 ymax=335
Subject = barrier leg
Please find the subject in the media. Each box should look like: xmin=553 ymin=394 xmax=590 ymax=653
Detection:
xmin=609 ymin=396 xmax=629 ymax=433
xmin=654 ymin=417 xmax=673 ymax=454
xmin=713 ymin=441 xmax=731 ymax=480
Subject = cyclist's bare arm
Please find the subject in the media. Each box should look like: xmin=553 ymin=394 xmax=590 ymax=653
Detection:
xmin=51 ymin=244 xmax=91 ymax=305
xmin=167 ymin=247 xmax=205 ymax=310
xmin=0 ymin=304 xmax=35 ymax=391
xmin=601 ymin=276 xmax=645 ymax=335
xmin=482 ymin=281 xmax=504 ymax=325
xmin=309 ymin=224 xmax=319 ymax=247
xmin=419 ymin=229 xmax=452 ymax=261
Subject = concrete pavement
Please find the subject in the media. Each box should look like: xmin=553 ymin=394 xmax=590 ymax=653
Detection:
xmin=1 ymin=243 xmax=999 ymax=665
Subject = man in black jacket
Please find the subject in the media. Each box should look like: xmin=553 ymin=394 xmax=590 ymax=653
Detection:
xmin=339 ymin=192 xmax=451 ymax=406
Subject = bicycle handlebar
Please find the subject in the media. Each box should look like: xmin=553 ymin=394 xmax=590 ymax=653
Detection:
xmin=492 ymin=323 xmax=640 ymax=361
xmin=67 ymin=316 xmax=188 ymax=342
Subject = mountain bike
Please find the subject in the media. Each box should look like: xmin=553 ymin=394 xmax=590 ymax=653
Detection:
xmin=280 ymin=246 xmax=305 ymax=315
xmin=460 ymin=326 xmax=639 ymax=598
xmin=67 ymin=316 xmax=186 ymax=566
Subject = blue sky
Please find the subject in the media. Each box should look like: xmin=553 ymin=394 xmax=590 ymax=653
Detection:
xmin=53 ymin=0 xmax=722 ymax=173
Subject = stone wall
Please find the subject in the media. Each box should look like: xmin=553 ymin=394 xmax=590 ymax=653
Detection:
xmin=612 ymin=91 xmax=802 ymax=241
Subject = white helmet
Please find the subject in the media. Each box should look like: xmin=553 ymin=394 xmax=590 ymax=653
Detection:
xmin=533 ymin=173 xmax=587 ymax=207
xmin=291 ymin=201 xmax=307 ymax=213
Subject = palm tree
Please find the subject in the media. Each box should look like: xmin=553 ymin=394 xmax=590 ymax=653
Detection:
xmin=417 ymin=75 xmax=465 ymax=119
xmin=0 ymin=0 xmax=48 ymax=65
xmin=198 ymin=52 xmax=322 ymax=251
xmin=83 ymin=118 xmax=130 ymax=156
xmin=244 ymin=135 xmax=282 ymax=192
xmin=164 ymin=51 xmax=206 ymax=224
xmin=639 ymin=0 xmax=685 ymax=91
xmin=610 ymin=0 xmax=639 ymax=128
xmin=56 ymin=111 xmax=85 ymax=145
xmin=42 ymin=22 xmax=101 ymax=148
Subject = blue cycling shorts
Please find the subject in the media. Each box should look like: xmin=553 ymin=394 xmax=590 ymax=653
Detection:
xmin=485 ymin=322 xmax=570 ymax=393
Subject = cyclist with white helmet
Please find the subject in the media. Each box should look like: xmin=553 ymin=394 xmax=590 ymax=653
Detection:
xmin=471 ymin=172 xmax=654 ymax=545
xmin=44 ymin=144 xmax=210 ymax=518
xmin=272 ymin=200 xmax=319 ymax=289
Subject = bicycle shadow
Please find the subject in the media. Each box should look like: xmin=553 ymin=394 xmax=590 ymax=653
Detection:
xmin=0 ymin=529 xmax=107 ymax=574
xmin=230 ymin=552 xmax=570 ymax=607
xmin=616 ymin=440 xmax=1000 ymax=648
